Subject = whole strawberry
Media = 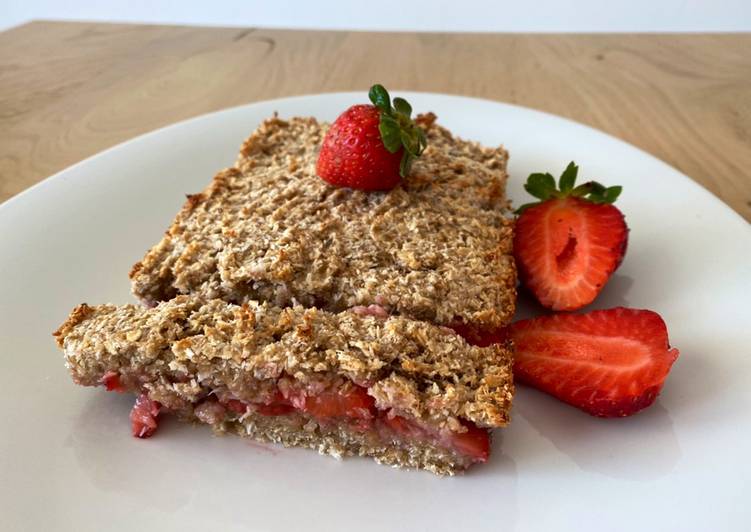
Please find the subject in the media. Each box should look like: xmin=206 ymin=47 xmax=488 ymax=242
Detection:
xmin=316 ymin=84 xmax=427 ymax=191
xmin=514 ymin=162 xmax=628 ymax=311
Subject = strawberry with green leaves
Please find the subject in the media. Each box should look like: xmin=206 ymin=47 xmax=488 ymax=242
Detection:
xmin=316 ymin=84 xmax=427 ymax=190
xmin=514 ymin=162 xmax=628 ymax=311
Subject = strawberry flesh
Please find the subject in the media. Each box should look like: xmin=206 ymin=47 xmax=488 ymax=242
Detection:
xmin=448 ymin=421 xmax=490 ymax=462
xmin=224 ymin=386 xmax=376 ymax=421
xmin=510 ymin=307 xmax=679 ymax=417
xmin=514 ymin=196 xmax=628 ymax=311
xmin=225 ymin=399 xmax=249 ymax=415
xmin=382 ymin=413 xmax=418 ymax=437
xmin=101 ymin=371 xmax=126 ymax=393
xmin=384 ymin=412 xmax=489 ymax=462
xmin=255 ymin=403 xmax=296 ymax=416
xmin=130 ymin=394 xmax=161 ymax=438
xmin=301 ymin=385 xmax=376 ymax=420
xmin=450 ymin=322 xmax=509 ymax=347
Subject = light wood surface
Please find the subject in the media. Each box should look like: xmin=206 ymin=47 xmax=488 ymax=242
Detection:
xmin=1 ymin=21 xmax=749 ymax=221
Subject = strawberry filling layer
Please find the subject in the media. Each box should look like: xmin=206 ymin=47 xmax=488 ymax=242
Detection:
xmin=101 ymin=371 xmax=126 ymax=393
xmin=130 ymin=394 xmax=160 ymax=438
xmin=219 ymin=384 xmax=489 ymax=462
xmin=109 ymin=377 xmax=489 ymax=462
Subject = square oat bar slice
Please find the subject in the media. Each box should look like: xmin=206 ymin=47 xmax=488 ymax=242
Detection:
xmin=129 ymin=114 xmax=516 ymax=331
xmin=54 ymin=296 xmax=514 ymax=475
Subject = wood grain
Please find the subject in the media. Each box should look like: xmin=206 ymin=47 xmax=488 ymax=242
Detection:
xmin=1 ymin=21 xmax=749 ymax=221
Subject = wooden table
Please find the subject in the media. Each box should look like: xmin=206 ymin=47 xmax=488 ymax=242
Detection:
xmin=1 ymin=21 xmax=749 ymax=221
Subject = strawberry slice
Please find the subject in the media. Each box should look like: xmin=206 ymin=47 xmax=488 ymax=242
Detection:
xmin=384 ymin=412 xmax=489 ymax=462
xmin=383 ymin=412 xmax=424 ymax=439
xmin=101 ymin=371 xmax=126 ymax=392
xmin=255 ymin=402 xmax=296 ymax=416
xmin=130 ymin=394 xmax=161 ymax=438
xmin=225 ymin=387 xmax=374 ymax=419
xmin=514 ymin=162 xmax=628 ymax=311
xmin=510 ymin=307 xmax=679 ymax=417
xmin=256 ymin=390 xmax=296 ymax=416
xmin=225 ymin=399 xmax=248 ymax=415
xmin=227 ymin=398 xmax=295 ymax=417
xmin=450 ymin=322 xmax=509 ymax=347
xmin=447 ymin=421 xmax=490 ymax=462
xmin=303 ymin=385 xmax=376 ymax=420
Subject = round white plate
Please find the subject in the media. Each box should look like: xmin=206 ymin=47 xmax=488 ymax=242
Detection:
xmin=1 ymin=93 xmax=749 ymax=532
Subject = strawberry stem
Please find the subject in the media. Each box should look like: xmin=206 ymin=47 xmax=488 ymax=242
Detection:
xmin=368 ymin=84 xmax=427 ymax=177
xmin=515 ymin=162 xmax=623 ymax=214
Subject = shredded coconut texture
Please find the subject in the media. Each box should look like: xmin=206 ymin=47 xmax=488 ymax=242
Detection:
xmin=55 ymin=296 xmax=514 ymax=430
xmin=129 ymin=113 xmax=517 ymax=328
xmin=54 ymin=296 xmax=514 ymax=474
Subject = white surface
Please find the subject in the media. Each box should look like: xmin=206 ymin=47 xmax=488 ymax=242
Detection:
xmin=1 ymin=92 xmax=750 ymax=532
xmin=3 ymin=0 xmax=751 ymax=32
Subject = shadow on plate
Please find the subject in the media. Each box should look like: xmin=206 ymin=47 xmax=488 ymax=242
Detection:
xmin=514 ymin=274 xmax=635 ymax=321
xmin=68 ymin=392 xmax=520 ymax=530
xmin=511 ymin=388 xmax=681 ymax=481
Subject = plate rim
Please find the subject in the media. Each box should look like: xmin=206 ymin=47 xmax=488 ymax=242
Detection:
xmin=2 ymin=90 xmax=748 ymax=231
xmin=2 ymin=90 xmax=751 ymax=532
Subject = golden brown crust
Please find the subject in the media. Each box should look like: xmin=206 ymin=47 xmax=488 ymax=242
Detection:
xmin=53 ymin=303 xmax=94 ymax=347
xmin=129 ymin=115 xmax=516 ymax=328
xmin=128 ymin=261 xmax=143 ymax=279
xmin=56 ymin=296 xmax=514 ymax=429
xmin=220 ymin=411 xmax=482 ymax=476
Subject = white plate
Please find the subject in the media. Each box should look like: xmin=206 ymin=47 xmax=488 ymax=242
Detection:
xmin=1 ymin=92 xmax=750 ymax=532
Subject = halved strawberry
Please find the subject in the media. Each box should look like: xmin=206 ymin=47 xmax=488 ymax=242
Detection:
xmin=130 ymin=394 xmax=161 ymax=438
xmin=514 ymin=162 xmax=628 ymax=311
xmin=302 ymin=385 xmax=376 ymax=420
xmin=510 ymin=307 xmax=679 ymax=417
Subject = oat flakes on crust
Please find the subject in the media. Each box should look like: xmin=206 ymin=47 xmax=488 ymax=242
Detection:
xmin=129 ymin=115 xmax=516 ymax=329
xmin=55 ymin=296 xmax=514 ymax=429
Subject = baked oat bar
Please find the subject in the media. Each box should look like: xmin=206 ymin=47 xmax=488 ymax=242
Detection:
xmin=129 ymin=114 xmax=516 ymax=330
xmin=54 ymin=296 xmax=514 ymax=475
